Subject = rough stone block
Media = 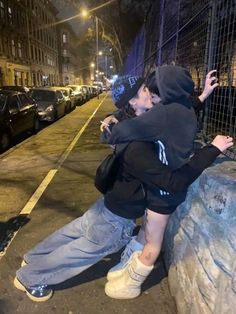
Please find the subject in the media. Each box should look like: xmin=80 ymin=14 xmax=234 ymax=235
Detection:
xmin=164 ymin=160 xmax=236 ymax=313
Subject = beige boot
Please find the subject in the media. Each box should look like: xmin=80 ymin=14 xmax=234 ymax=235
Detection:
xmin=105 ymin=252 xmax=153 ymax=299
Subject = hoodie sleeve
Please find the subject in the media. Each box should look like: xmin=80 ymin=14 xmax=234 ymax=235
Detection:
xmin=190 ymin=96 xmax=205 ymax=112
xmin=108 ymin=104 xmax=167 ymax=144
xmin=124 ymin=142 xmax=221 ymax=193
xmin=105 ymin=109 xmax=125 ymax=121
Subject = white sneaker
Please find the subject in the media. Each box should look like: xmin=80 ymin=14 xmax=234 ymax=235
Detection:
xmin=105 ymin=252 xmax=153 ymax=299
xmin=107 ymin=237 xmax=144 ymax=281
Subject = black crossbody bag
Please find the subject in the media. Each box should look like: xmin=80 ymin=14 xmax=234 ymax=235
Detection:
xmin=94 ymin=143 xmax=129 ymax=194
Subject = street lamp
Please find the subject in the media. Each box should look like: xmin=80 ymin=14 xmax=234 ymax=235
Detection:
xmin=90 ymin=62 xmax=95 ymax=81
xmin=95 ymin=16 xmax=99 ymax=83
xmin=81 ymin=8 xmax=121 ymax=78
xmin=81 ymin=9 xmax=100 ymax=83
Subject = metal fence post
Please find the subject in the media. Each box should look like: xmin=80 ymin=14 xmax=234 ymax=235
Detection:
xmin=157 ymin=0 xmax=165 ymax=66
xmin=202 ymin=0 xmax=217 ymax=137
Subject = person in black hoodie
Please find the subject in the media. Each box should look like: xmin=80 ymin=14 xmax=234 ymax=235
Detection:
xmin=101 ymin=67 xmax=220 ymax=299
xmin=14 ymin=74 xmax=231 ymax=303
xmin=102 ymin=67 xmax=218 ymax=168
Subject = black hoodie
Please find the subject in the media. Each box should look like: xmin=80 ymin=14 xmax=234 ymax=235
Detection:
xmin=108 ymin=65 xmax=198 ymax=169
xmin=104 ymin=141 xmax=221 ymax=218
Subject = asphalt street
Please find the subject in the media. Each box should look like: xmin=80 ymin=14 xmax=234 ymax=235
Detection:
xmin=0 ymin=93 xmax=176 ymax=314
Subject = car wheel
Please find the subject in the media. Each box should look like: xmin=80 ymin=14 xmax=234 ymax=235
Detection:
xmin=0 ymin=132 xmax=11 ymax=153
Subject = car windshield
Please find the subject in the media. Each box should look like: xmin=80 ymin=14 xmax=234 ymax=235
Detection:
xmin=69 ymin=86 xmax=76 ymax=91
xmin=69 ymin=86 xmax=81 ymax=92
xmin=30 ymin=90 xmax=55 ymax=102
xmin=0 ymin=94 xmax=7 ymax=111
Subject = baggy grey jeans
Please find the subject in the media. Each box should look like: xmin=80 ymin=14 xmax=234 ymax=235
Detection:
xmin=16 ymin=197 xmax=135 ymax=287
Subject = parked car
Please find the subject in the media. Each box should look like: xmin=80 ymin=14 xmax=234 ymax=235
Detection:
xmin=55 ymin=87 xmax=76 ymax=112
xmin=81 ymin=85 xmax=91 ymax=102
xmin=67 ymin=85 xmax=84 ymax=105
xmin=93 ymin=82 xmax=103 ymax=94
xmin=0 ymin=90 xmax=39 ymax=153
xmin=92 ymin=86 xmax=99 ymax=97
xmin=1 ymin=85 xmax=30 ymax=93
xmin=29 ymin=87 xmax=66 ymax=122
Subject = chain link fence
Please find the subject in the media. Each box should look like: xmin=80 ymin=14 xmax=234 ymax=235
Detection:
xmin=143 ymin=0 xmax=236 ymax=159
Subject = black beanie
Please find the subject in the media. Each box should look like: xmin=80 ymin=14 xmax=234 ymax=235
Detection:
xmin=112 ymin=75 xmax=144 ymax=108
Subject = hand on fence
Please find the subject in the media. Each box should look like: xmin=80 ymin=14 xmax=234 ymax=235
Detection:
xmin=198 ymin=70 xmax=219 ymax=102
xmin=211 ymin=135 xmax=233 ymax=152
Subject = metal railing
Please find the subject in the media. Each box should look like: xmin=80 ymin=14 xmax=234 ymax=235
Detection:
xmin=138 ymin=0 xmax=236 ymax=159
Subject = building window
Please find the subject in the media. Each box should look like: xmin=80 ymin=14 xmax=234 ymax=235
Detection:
xmin=18 ymin=41 xmax=22 ymax=58
xmin=29 ymin=20 xmax=32 ymax=34
xmin=63 ymin=49 xmax=67 ymax=56
xmin=47 ymin=55 xmax=53 ymax=66
xmin=38 ymin=48 xmax=41 ymax=62
xmin=63 ymin=64 xmax=69 ymax=72
xmin=0 ymin=1 xmax=4 ymax=20
xmin=8 ymin=6 xmax=13 ymax=24
xmin=30 ymin=45 xmax=34 ymax=60
xmin=33 ymin=24 xmax=36 ymax=37
xmin=11 ymin=39 xmax=16 ymax=56
xmin=35 ymin=47 xmax=38 ymax=62
xmin=62 ymin=33 xmax=67 ymax=43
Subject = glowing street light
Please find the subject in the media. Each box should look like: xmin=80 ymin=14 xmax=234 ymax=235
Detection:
xmin=81 ymin=9 xmax=99 ymax=82
xmin=81 ymin=9 xmax=89 ymax=18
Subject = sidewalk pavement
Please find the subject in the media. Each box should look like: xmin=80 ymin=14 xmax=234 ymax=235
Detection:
xmin=0 ymin=95 xmax=176 ymax=314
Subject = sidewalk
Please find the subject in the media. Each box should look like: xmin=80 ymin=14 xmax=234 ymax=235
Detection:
xmin=0 ymin=95 xmax=176 ymax=314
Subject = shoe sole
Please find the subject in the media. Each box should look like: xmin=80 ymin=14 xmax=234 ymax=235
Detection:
xmin=21 ymin=260 xmax=27 ymax=267
xmin=14 ymin=277 xmax=53 ymax=302
xmin=105 ymin=284 xmax=140 ymax=300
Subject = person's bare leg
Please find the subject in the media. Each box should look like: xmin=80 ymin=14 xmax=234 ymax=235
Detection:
xmin=138 ymin=210 xmax=170 ymax=266
xmin=105 ymin=210 xmax=169 ymax=299
xmin=136 ymin=213 xmax=147 ymax=245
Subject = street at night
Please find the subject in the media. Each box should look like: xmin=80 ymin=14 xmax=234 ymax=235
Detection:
xmin=0 ymin=0 xmax=236 ymax=313
xmin=0 ymin=94 xmax=176 ymax=313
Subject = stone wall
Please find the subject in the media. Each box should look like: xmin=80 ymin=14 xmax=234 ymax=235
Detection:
xmin=164 ymin=156 xmax=236 ymax=314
